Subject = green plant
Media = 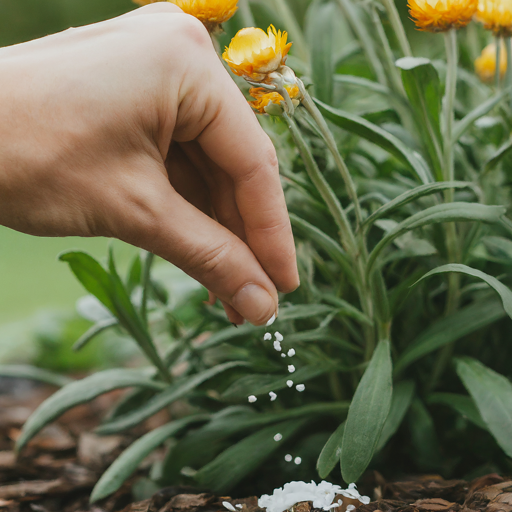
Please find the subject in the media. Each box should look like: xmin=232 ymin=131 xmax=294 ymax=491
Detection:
xmin=3 ymin=0 xmax=512 ymax=501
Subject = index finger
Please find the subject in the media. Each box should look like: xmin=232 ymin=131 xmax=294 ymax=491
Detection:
xmin=182 ymin=47 xmax=300 ymax=294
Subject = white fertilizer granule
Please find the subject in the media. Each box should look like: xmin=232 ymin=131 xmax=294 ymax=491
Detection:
xmin=286 ymin=380 xmax=293 ymax=387
xmin=264 ymin=333 xmax=272 ymax=341
xmin=274 ymin=332 xmax=284 ymax=341
xmin=269 ymin=391 xmax=277 ymax=401
xmin=288 ymin=365 xmax=296 ymax=373
xmin=248 ymin=395 xmax=257 ymax=403
xmin=287 ymin=348 xmax=296 ymax=357
xmin=258 ymin=480 xmax=371 ymax=512
xmin=273 ymin=433 xmax=283 ymax=441
xmin=294 ymin=457 xmax=302 ymax=465
xmin=284 ymin=454 xmax=293 ymax=462
xmin=296 ymin=384 xmax=305 ymax=392
xmin=281 ymin=353 xmax=287 ymax=358
xmin=274 ymin=340 xmax=282 ymax=351
xmin=223 ymin=503 xmax=236 ymax=512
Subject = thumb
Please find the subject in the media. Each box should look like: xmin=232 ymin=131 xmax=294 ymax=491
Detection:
xmin=111 ymin=166 xmax=278 ymax=326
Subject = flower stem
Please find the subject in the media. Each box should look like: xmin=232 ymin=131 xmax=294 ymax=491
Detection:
xmin=141 ymin=251 xmax=155 ymax=328
xmin=380 ymin=0 xmax=413 ymax=57
xmin=496 ymin=36 xmax=502 ymax=89
xmin=282 ymin=113 xmax=357 ymax=257
xmin=506 ymin=37 xmax=512 ymax=92
xmin=238 ymin=0 xmax=255 ymax=27
xmin=299 ymin=83 xmax=363 ymax=229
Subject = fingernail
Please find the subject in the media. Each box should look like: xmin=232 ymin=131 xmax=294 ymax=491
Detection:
xmin=232 ymin=284 xmax=276 ymax=326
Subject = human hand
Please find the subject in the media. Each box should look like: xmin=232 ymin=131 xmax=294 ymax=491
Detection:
xmin=0 ymin=4 xmax=299 ymax=326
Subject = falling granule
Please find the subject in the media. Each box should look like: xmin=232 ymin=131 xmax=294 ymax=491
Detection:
xmin=294 ymin=457 xmax=302 ymax=465
xmin=288 ymin=365 xmax=296 ymax=373
xmin=274 ymin=332 xmax=284 ymax=341
xmin=273 ymin=340 xmax=282 ymax=351
xmin=266 ymin=314 xmax=276 ymax=326
xmin=286 ymin=380 xmax=293 ymax=387
xmin=269 ymin=391 xmax=277 ymax=401
xmin=273 ymin=433 xmax=283 ymax=442
xmin=287 ymin=348 xmax=295 ymax=357
xmin=296 ymin=384 xmax=305 ymax=392
xmin=281 ymin=353 xmax=286 ymax=358
xmin=223 ymin=503 xmax=236 ymax=512
xmin=248 ymin=395 xmax=257 ymax=403
xmin=284 ymin=454 xmax=293 ymax=462
xmin=264 ymin=333 xmax=272 ymax=341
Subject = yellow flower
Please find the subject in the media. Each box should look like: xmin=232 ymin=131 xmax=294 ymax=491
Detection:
xmin=476 ymin=0 xmax=512 ymax=36
xmin=223 ymin=25 xmax=292 ymax=82
xmin=407 ymin=0 xmax=477 ymax=31
xmin=475 ymin=42 xmax=507 ymax=82
xmin=248 ymin=85 xmax=300 ymax=115
xmin=132 ymin=0 xmax=238 ymax=30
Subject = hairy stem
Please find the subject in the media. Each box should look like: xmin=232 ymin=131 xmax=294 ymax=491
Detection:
xmin=380 ymin=0 xmax=413 ymax=57
xmin=299 ymin=84 xmax=363 ymax=229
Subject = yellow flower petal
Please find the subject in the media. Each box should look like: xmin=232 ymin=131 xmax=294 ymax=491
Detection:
xmin=477 ymin=0 xmax=512 ymax=36
xmin=408 ymin=0 xmax=477 ymax=31
xmin=249 ymin=88 xmax=285 ymax=114
xmin=475 ymin=42 xmax=507 ymax=82
xmin=223 ymin=25 xmax=293 ymax=81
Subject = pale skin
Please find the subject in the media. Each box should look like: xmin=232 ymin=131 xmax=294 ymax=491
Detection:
xmin=0 ymin=3 xmax=299 ymax=326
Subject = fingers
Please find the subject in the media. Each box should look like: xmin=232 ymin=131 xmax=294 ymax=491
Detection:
xmin=112 ymin=162 xmax=279 ymax=326
xmin=176 ymin=52 xmax=299 ymax=295
xmin=118 ymin=2 xmax=183 ymax=18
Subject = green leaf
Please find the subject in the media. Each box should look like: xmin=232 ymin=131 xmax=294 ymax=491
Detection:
xmin=317 ymin=421 xmax=345 ymax=479
xmin=453 ymin=88 xmax=511 ymax=143
xmin=395 ymin=57 xmax=442 ymax=169
xmin=367 ymin=203 xmax=506 ymax=273
xmin=16 ymin=369 xmax=165 ymax=453
xmin=290 ymin=213 xmax=355 ymax=283
xmin=340 ymin=340 xmax=393 ymax=482
xmin=72 ymin=318 xmax=118 ymax=352
xmin=195 ymin=419 xmax=307 ymax=492
xmin=361 ymin=181 xmax=474 ymax=231
xmin=59 ymin=251 xmax=170 ymax=381
xmin=96 ymin=361 xmax=248 ymax=435
xmin=414 ymin=263 xmax=512 ymax=319
xmin=484 ymin=138 xmax=512 ymax=173
xmin=428 ymin=393 xmax=486 ymax=429
xmin=90 ymin=415 xmax=209 ymax=502
xmin=395 ymin=298 xmax=505 ymax=374
xmin=456 ymin=357 xmax=512 ymax=457
xmin=0 ymin=365 xmax=73 ymax=387
xmin=221 ymin=364 xmax=334 ymax=400
xmin=163 ymin=403 xmax=348 ymax=482
xmin=334 ymin=74 xmax=390 ymax=95
xmin=376 ymin=380 xmax=415 ymax=451
xmin=307 ymin=0 xmax=335 ymax=103
xmin=314 ymin=100 xmax=433 ymax=184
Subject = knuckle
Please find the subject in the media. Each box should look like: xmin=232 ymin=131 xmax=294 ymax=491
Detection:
xmin=182 ymin=239 xmax=234 ymax=279
xmin=241 ymin=145 xmax=279 ymax=185
xmin=177 ymin=14 xmax=211 ymax=49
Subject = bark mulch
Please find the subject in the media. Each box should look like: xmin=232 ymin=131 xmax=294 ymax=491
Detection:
xmin=1 ymin=377 xmax=511 ymax=512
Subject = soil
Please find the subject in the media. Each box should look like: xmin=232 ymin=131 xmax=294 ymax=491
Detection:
xmin=1 ymin=377 xmax=511 ymax=512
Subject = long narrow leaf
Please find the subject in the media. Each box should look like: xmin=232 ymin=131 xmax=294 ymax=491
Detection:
xmin=96 ymin=361 xmax=248 ymax=435
xmin=414 ymin=263 xmax=512 ymax=319
xmin=428 ymin=392 xmax=486 ymax=429
xmin=73 ymin=318 xmax=118 ymax=352
xmin=91 ymin=415 xmax=209 ymax=502
xmin=317 ymin=421 xmax=345 ymax=479
xmin=456 ymin=357 xmax=512 ymax=457
xmin=315 ymin=100 xmax=433 ymax=184
xmin=367 ymin=204 xmax=506 ymax=273
xmin=0 ymin=365 xmax=73 ymax=387
xmin=16 ymin=369 xmax=164 ymax=452
xmin=340 ymin=340 xmax=393 ymax=482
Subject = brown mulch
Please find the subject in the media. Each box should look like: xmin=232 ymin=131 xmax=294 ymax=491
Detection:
xmin=1 ymin=377 xmax=511 ymax=512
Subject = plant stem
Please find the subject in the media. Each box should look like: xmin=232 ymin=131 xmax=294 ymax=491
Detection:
xmin=238 ymin=0 xmax=255 ymax=27
xmin=141 ymin=251 xmax=155 ymax=328
xmin=267 ymin=0 xmax=309 ymax=64
xmin=336 ymin=0 xmax=388 ymax=86
xmin=380 ymin=0 xmax=413 ymax=57
xmin=506 ymin=37 xmax=512 ymax=94
xmin=282 ymin=112 xmax=358 ymax=257
xmin=299 ymin=84 xmax=363 ymax=229
xmin=496 ymin=36 xmax=502 ymax=88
